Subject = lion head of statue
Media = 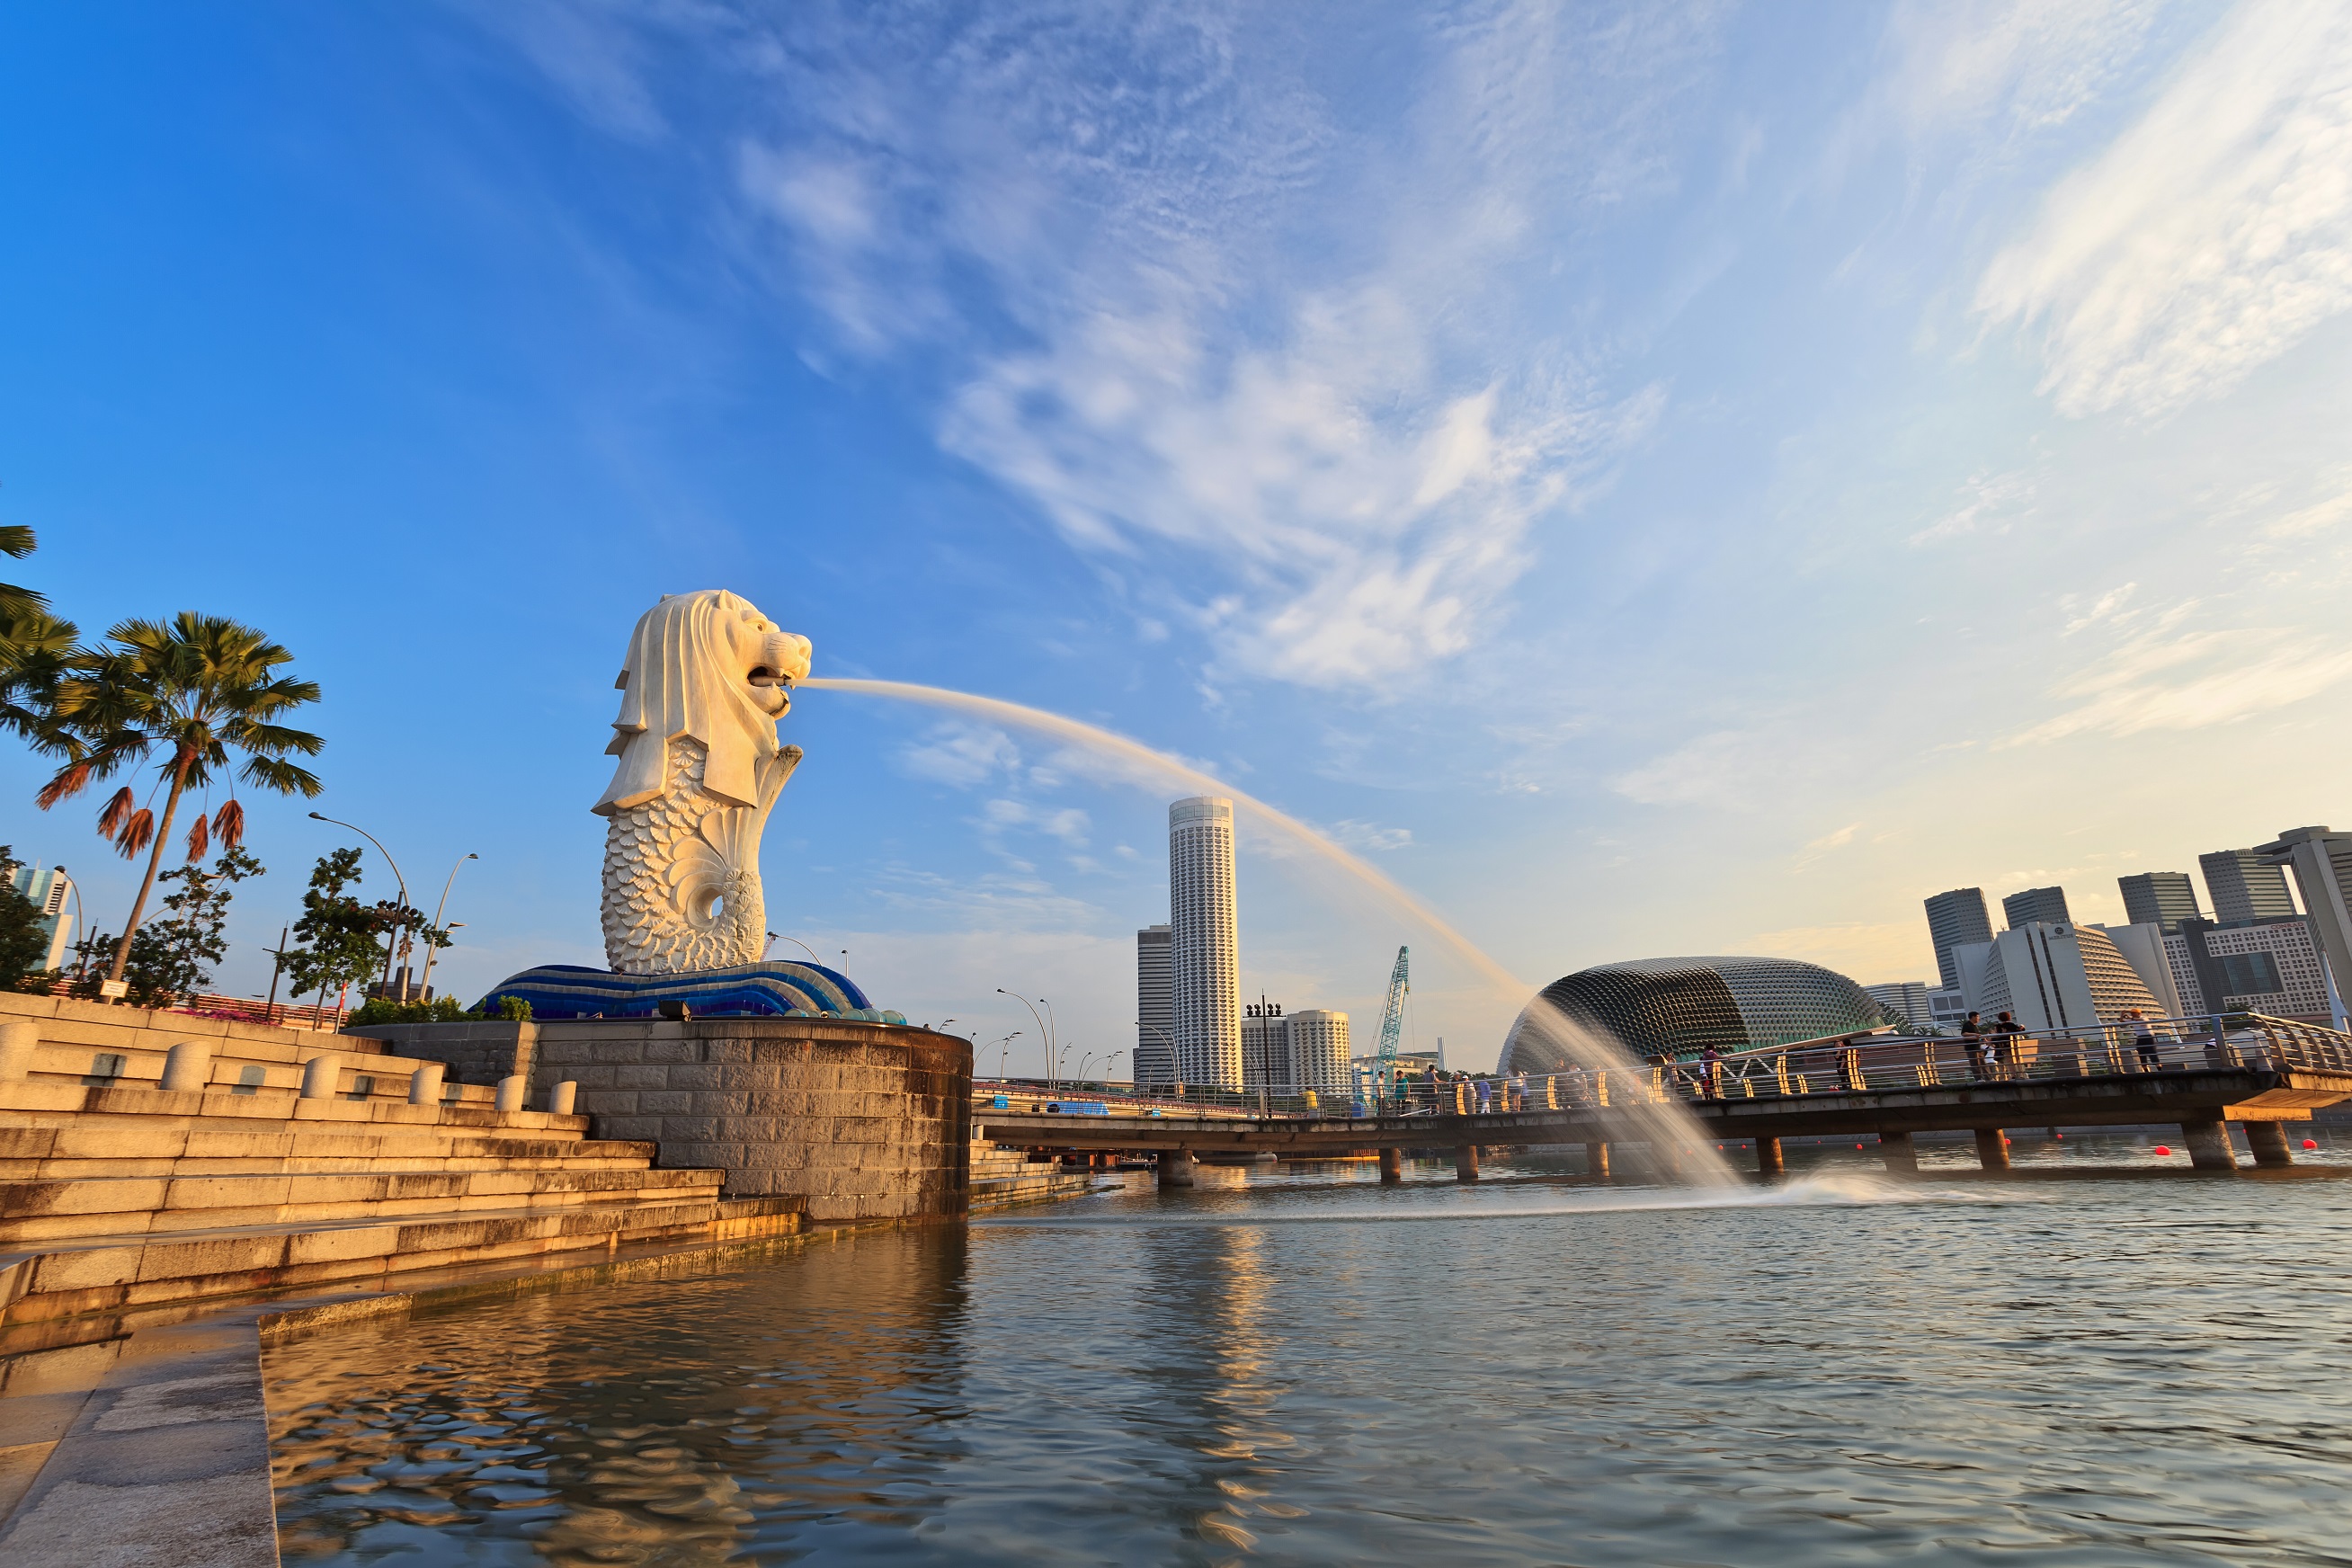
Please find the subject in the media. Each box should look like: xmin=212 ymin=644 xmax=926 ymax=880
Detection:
xmin=592 ymin=590 xmax=813 ymax=816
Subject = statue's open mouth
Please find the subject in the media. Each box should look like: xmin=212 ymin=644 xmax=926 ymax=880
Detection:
xmin=747 ymin=667 xmax=796 ymax=688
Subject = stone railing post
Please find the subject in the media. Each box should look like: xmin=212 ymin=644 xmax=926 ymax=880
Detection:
xmin=159 ymin=1041 xmax=213 ymax=1092
xmin=299 ymin=1056 xmax=339 ymax=1099
xmin=0 ymin=1019 xmax=39 ymax=1081
xmin=548 ymin=1081 xmax=577 ymax=1115
xmin=407 ymin=1062 xmax=446 ymax=1106
xmin=495 ymin=1074 xmax=526 ymax=1112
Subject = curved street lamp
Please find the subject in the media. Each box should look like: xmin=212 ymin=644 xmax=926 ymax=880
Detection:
xmin=308 ymin=812 xmax=411 ymax=996
xmin=413 ymin=852 xmax=477 ymax=1002
xmin=766 ymin=933 xmax=823 ymax=964
xmin=997 ymin=988 xmax=1055 ymax=1090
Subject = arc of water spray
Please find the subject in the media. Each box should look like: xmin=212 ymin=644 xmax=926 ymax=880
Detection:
xmin=801 ymin=675 xmax=1734 ymax=1181
xmin=797 ymin=676 xmax=1528 ymax=1001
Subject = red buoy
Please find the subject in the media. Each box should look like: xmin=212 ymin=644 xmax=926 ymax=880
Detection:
xmin=2154 ymin=1145 xmax=2172 ymax=1156
xmin=2303 ymin=1138 xmax=2319 ymax=1151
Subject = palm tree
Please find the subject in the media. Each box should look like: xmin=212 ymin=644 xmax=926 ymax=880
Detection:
xmin=0 ymin=524 xmax=46 ymax=628
xmin=37 ymin=612 xmax=324 ymax=987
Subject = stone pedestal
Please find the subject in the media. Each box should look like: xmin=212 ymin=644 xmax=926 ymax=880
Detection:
xmin=1755 ymin=1136 xmax=1784 ymax=1178
xmin=1158 ymin=1148 xmax=1197 ymax=1189
xmin=1454 ymin=1145 xmax=1481 ymax=1182
xmin=1878 ymin=1130 xmax=1918 ymax=1175
xmin=423 ymin=1015 xmax=982 ymax=1223
xmin=1973 ymin=1127 xmax=2009 ymax=1171
xmin=2180 ymin=1116 xmax=2240 ymax=1173
xmin=1585 ymin=1141 xmax=1610 ymax=1180
xmin=1377 ymin=1147 xmax=1403 ymax=1184
xmin=2243 ymin=1120 xmax=2294 ymax=1167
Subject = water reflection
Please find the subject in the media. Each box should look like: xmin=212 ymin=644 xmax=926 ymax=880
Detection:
xmin=270 ymin=1144 xmax=2352 ymax=1566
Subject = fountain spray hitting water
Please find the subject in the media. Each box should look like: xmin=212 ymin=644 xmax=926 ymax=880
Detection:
xmin=801 ymin=676 xmax=1735 ymax=1182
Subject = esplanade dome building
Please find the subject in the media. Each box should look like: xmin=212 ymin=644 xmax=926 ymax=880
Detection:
xmin=1500 ymin=956 xmax=1891 ymax=1073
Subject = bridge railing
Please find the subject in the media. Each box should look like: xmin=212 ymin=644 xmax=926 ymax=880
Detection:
xmin=1643 ymin=1011 xmax=2352 ymax=1107
xmin=976 ymin=1012 xmax=2352 ymax=1124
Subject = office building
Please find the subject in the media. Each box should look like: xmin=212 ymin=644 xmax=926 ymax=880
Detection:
xmin=2253 ymin=827 xmax=2352 ymax=1024
xmin=1242 ymin=999 xmax=1287 ymax=1092
xmin=2001 ymin=886 xmax=2071 ymax=929
xmin=1927 ymin=986 xmax=1969 ymax=1031
xmin=2117 ymin=871 xmax=2202 ymax=934
xmin=1501 ymin=956 xmax=1887 ymax=1072
xmin=2162 ymin=915 xmax=2332 ymax=1024
xmin=1135 ymin=924 xmax=1173 ymax=1088
xmin=2090 ymin=922 xmax=2187 ymax=1016
xmin=1960 ymin=922 xmax=2158 ymax=1032
xmin=1169 ymin=797 xmax=1243 ymax=1090
xmin=5 ymin=864 xmax=73 ymax=973
xmin=1285 ymin=1010 xmax=1351 ymax=1094
xmin=1923 ymin=888 xmax=1994 ymax=991
xmin=2201 ymin=848 xmax=2298 ymax=924
xmin=1863 ymin=981 xmax=1935 ymax=1031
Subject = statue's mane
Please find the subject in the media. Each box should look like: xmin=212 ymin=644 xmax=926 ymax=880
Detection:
xmin=592 ymin=590 xmax=782 ymax=815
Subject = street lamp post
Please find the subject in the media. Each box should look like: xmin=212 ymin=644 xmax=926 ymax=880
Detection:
xmin=1134 ymin=1020 xmax=1179 ymax=1096
xmin=308 ymin=813 xmax=412 ymax=998
xmin=998 ymin=988 xmax=1056 ymax=1091
xmin=766 ymin=933 xmax=823 ymax=963
xmin=987 ymin=1031 xmax=1021 ymax=1080
xmin=414 ymin=852 xmax=477 ymax=1002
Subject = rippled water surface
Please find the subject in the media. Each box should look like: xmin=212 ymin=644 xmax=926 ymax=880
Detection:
xmin=267 ymin=1138 xmax=2352 ymax=1565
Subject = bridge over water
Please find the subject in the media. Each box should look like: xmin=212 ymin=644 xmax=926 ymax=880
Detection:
xmin=981 ymin=1012 xmax=2352 ymax=1182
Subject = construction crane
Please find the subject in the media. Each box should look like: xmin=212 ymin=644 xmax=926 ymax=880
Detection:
xmin=1372 ymin=946 xmax=1409 ymax=1109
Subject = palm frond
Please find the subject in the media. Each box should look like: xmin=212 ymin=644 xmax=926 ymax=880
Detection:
xmin=0 ymin=525 xmax=33 ymax=560
xmin=114 ymin=807 xmax=155 ymax=860
xmin=241 ymin=756 xmax=325 ymax=798
xmin=95 ymin=785 xmax=135 ymax=836
xmin=183 ymin=811 xmax=209 ymax=864
xmin=212 ymin=799 xmax=245 ymax=853
xmin=35 ymin=762 xmax=91 ymax=810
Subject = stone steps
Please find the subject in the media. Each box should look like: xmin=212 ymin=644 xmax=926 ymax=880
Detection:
xmin=0 ymin=1165 xmax=724 ymax=1244
xmin=0 ymin=1193 xmax=806 ymax=1332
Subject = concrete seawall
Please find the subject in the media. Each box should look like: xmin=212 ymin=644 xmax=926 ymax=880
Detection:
xmin=352 ymin=1018 xmax=973 ymax=1225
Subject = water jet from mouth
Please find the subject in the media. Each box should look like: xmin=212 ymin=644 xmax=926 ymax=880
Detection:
xmin=801 ymin=674 xmax=1734 ymax=1183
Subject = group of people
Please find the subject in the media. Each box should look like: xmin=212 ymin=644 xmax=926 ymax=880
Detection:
xmin=1957 ymin=1010 xmax=2027 ymax=1079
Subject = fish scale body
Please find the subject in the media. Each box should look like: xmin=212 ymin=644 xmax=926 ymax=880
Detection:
xmin=601 ymin=737 xmax=767 ymax=974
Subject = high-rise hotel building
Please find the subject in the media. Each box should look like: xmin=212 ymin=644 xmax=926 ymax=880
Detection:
xmin=1923 ymin=888 xmax=1993 ymax=991
xmin=1135 ymin=924 xmax=1173 ymax=1088
xmin=1169 ymin=797 xmax=1243 ymax=1090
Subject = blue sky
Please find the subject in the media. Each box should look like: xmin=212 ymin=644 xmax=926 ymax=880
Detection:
xmin=4 ymin=1 xmax=2349 ymax=1073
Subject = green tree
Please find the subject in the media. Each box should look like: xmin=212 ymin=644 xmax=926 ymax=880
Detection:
xmin=0 ymin=523 xmax=81 ymax=736
xmin=0 ymin=845 xmax=55 ymax=987
xmin=123 ymin=845 xmax=266 ymax=1004
xmin=282 ymin=849 xmax=396 ymax=1011
xmin=33 ymin=612 xmax=324 ymax=989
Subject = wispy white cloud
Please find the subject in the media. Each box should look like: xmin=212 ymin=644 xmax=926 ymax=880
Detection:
xmin=1911 ymin=464 xmax=2039 ymax=544
xmin=486 ymin=1 xmax=1711 ymax=690
xmin=2004 ymin=614 xmax=2352 ymax=744
xmin=1976 ymin=0 xmax=2352 ymax=417
xmin=1874 ymin=0 xmax=2156 ymax=143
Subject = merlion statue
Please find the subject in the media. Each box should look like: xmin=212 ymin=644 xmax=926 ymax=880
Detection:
xmin=593 ymin=590 xmax=811 ymax=974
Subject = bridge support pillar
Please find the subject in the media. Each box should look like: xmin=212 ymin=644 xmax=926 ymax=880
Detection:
xmin=2243 ymin=1120 xmax=2294 ymax=1167
xmin=1378 ymin=1147 xmax=1403 ymax=1184
xmin=1157 ymin=1148 xmax=1197 ymax=1189
xmin=1878 ymin=1131 xmax=1918 ymax=1175
xmin=2181 ymin=1117 xmax=2240 ymax=1172
xmin=1454 ymin=1145 xmax=1481 ymax=1182
xmin=1973 ymin=1127 xmax=2010 ymax=1171
xmin=1585 ymin=1142 xmax=1610 ymax=1180
xmin=1754 ymin=1137 xmax=1784 ymax=1178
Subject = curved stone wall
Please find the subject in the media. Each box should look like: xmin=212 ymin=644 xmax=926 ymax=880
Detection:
xmin=525 ymin=1017 xmax=971 ymax=1224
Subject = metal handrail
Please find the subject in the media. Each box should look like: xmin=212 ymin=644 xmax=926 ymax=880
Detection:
xmin=975 ymin=1012 xmax=2352 ymax=1124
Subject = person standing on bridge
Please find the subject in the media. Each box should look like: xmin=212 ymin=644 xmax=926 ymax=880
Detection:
xmin=1698 ymin=1044 xmax=1723 ymax=1100
xmin=1961 ymin=1012 xmax=1987 ymax=1081
xmin=1990 ymin=1012 xmax=2024 ymax=1081
xmin=2128 ymin=1009 xmax=2161 ymax=1072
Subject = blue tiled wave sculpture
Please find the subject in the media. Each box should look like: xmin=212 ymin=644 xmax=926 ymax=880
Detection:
xmin=475 ymin=961 xmax=900 ymax=1022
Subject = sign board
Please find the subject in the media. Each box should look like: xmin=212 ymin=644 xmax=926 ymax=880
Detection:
xmin=98 ymin=979 xmax=129 ymax=999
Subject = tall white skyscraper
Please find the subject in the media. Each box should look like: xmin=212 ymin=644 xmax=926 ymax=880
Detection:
xmin=1135 ymin=924 xmax=1173 ymax=1087
xmin=1285 ymin=1010 xmax=1351 ymax=1094
xmin=1169 ymin=797 xmax=1242 ymax=1090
